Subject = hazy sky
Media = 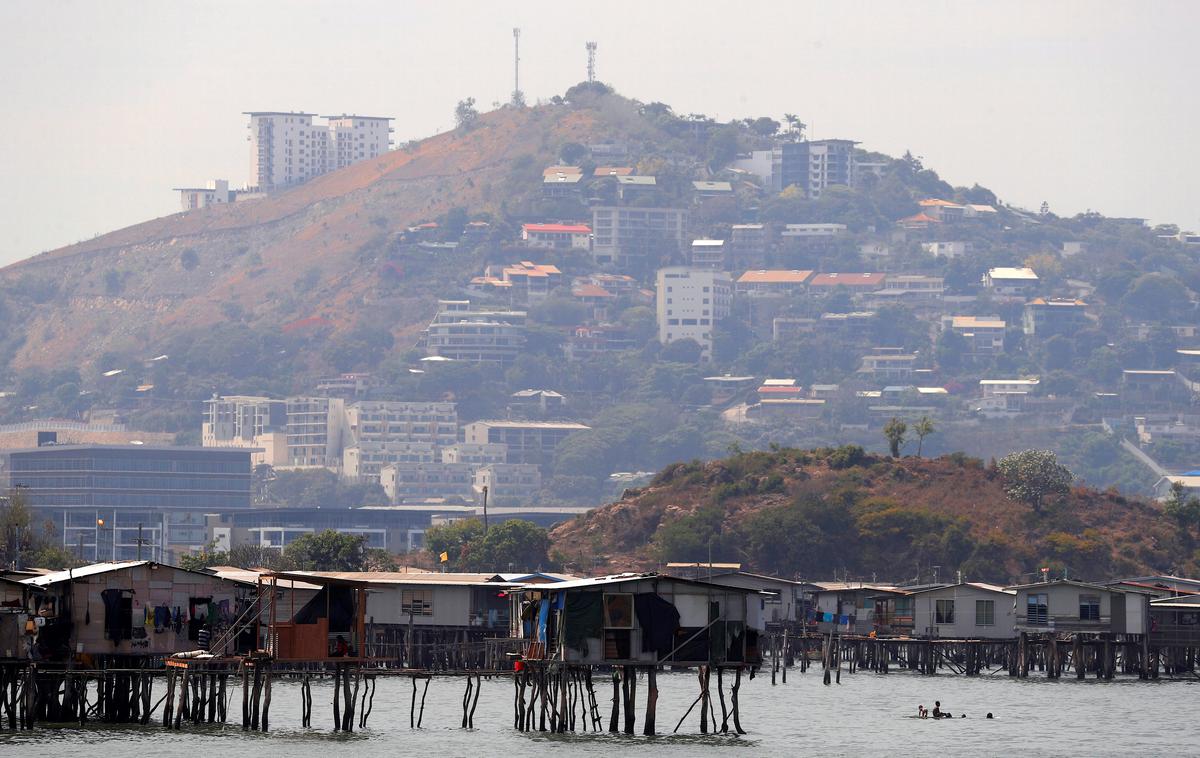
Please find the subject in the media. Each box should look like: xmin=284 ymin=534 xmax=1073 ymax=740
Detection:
xmin=1 ymin=1 xmax=1197 ymax=265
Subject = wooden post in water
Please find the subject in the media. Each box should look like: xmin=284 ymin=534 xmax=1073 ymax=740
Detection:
xmin=716 ymin=666 xmax=729 ymax=733
xmin=608 ymin=668 xmax=619 ymax=732
xmin=643 ymin=667 xmax=657 ymax=736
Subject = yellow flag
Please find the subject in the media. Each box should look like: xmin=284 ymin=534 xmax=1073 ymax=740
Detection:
xmin=439 ymin=551 xmax=449 ymax=563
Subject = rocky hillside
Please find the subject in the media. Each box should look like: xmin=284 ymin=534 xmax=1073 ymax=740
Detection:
xmin=548 ymin=447 xmax=1193 ymax=583
xmin=0 ymin=95 xmax=654 ymax=373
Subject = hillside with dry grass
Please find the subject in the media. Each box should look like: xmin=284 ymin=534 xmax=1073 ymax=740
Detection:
xmin=0 ymin=96 xmax=656 ymax=373
xmin=548 ymin=447 xmax=1193 ymax=583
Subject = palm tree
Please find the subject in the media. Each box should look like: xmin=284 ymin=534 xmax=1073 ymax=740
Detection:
xmin=914 ymin=416 xmax=935 ymax=457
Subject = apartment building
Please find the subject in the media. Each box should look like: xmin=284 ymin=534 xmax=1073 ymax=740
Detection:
xmin=948 ymin=316 xmax=1007 ymax=357
xmin=656 ymin=267 xmax=733 ymax=360
xmin=474 ymin=463 xmax=542 ymax=507
xmin=246 ymin=112 xmax=392 ymax=191
xmin=730 ymin=224 xmax=769 ymax=269
xmin=202 ymin=395 xmax=288 ymax=466
xmin=808 ymin=272 xmax=887 ymax=295
xmin=343 ymin=442 xmax=437 ymax=481
xmin=591 ymin=206 xmax=688 ymax=266
xmin=980 ymin=378 xmax=1040 ymax=397
xmin=423 ymin=300 xmax=528 ymax=364
xmin=462 ymin=421 xmax=591 ymax=466
xmin=1023 ymin=298 xmax=1088 ymax=337
xmin=689 ymin=239 xmax=727 ymax=268
xmin=858 ymin=348 xmax=918 ymax=380
xmin=380 ymin=462 xmax=475 ymax=503
xmin=776 ymin=139 xmax=857 ymax=197
xmin=440 ymin=443 xmax=509 ymax=466
xmin=285 ymin=396 xmax=346 ymax=468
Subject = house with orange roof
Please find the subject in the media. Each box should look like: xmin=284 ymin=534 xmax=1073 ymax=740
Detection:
xmin=898 ymin=212 xmax=941 ymax=230
xmin=918 ymin=198 xmax=966 ymax=221
xmin=735 ymin=269 xmax=813 ymax=297
xmin=807 ymin=272 xmax=887 ymax=294
xmin=472 ymin=262 xmax=563 ymax=303
xmin=593 ymin=166 xmax=633 ymax=177
xmin=521 ymin=223 xmax=591 ymax=250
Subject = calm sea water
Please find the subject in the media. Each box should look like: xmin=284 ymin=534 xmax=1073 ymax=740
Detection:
xmin=1 ymin=668 xmax=1196 ymax=757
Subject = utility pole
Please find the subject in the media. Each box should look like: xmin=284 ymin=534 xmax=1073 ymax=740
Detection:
xmin=136 ymin=523 xmax=143 ymax=561
xmin=481 ymin=485 xmax=490 ymax=534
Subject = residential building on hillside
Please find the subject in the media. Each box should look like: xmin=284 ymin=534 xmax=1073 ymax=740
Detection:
xmin=509 ymin=389 xmax=566 ymax=416
xmin=591 ymin=206 xmax=688 ymax=267
xmin=615 ymin=174 xmax=658 ymax=201
xmin=246 ymin=112 xmax=392 ymax=191
xmin=474 ymin=463 xmax=542 ymax=506
xmin=736 ymin=269 xmax=813 ymax=297
xmin=203 ymin=395 xmax=288 ymax=466
xmin=917 ymin=199 xmax=966 ymax=221
xmin=689 ymin=239 xmax=727 ymax=268
xmin=440 ymin=443 xmax=508 ymax=466
xmin=462 ymin=421 xmax=591 ymax=466
xmin=776 ymin=139 xmax=857 ymax=197
xmin=1154 ymin=475 xmax=1200 ymax=501
xmin=921 ymin=241 xmax=973 ymax=259
xmin=948 ymin=316 xmax=1007 ymax=357
xmin=780 ymin=223 xmax=847 ymax=239
xmin=564 ymin=324 xmax=637 ymax=359
xmin=423 ymin=300 xmax=527 ymax=364
xmin=286 ymin=396 xmax=346 ymax=468
xmin=472 ymin=262 xmax=563 ymax=303
xmin=980 ymin=378 xmax=1040 ymax=397
xmin=868 ymin=275 xmax=945 ymax=308
xmin=344 ymin=401 xmax=457 ymax=448
xmin=0 ymin=444 xmax=252 ymax=561
xmin=380 ymin=462 xmax=475 ymax=503
xmin=730 ymin=224 xmax=769 ymax=268
xmin=656 ymin=267 xmax=733 ymax=360
xmin=858 ymin=348 xmax=918 ymax=380
xmin=1023 ymin=298 xmax=1088 ymax=336
xmin=1122 ymin=370 xmax=1184 ymax=408
xmin=342 ymin=441 xmax=437 ymax=481
xmin=173 ymin=179 xmax=263 ymax=212
xmin=542 ymin=172 xmax=584 ymax=199
xmin=520 ymin=223 xmax=592 ymax=250
xmin=984 ymin=267 xmax=1039 ymax=296
xmin=772 ymin=317 xmax=816 ymax=342
xmin=691 ymin=180 xmax=733 ymax=199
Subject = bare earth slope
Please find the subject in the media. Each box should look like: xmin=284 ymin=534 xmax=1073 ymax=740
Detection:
xmin=1 ymin=105 xmax=611 ymax=370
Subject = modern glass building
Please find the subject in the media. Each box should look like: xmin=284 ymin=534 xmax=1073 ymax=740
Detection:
xmin=0 ymin=444 xmax=252 ymax=562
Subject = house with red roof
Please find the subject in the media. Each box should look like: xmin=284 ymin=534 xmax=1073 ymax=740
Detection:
xmin=521 ymin=223 xmax=592 ymax=250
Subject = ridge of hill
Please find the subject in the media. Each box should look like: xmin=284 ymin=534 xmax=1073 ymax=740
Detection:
xmin=0 ymin=101 xmax=626 ymax=371
xmin=548 ymin=447 xmax=1194 ymax=582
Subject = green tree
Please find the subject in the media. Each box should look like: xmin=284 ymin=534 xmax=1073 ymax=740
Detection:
xmin=1122 ymin=273 xmax=1189 ymax=322
xmin=0 ymin=489 xmax=81 ymax=570
xmin=282 ymin=530 xmax=367 ymax=571
xmin=560 ymin=142 xmax=588 ymax=164
xmin=424 ymin=519 xmax=486 ymax=568
xmin=476 ymin=520 xmax=551 ymax=571
xmin=454 ymin=97 xmax=479 ymax=130
xmin=1164 ymin=482 xmax=1200 ymax=538
xmin=659 ymin=338 xmax=703 ymax=364
xmin=997 ymin=450 xmax=1074 ymax=512
xmin=883 ymin=417 xmax=907 ymax=458
xmin=913 ymin=416 xmax=936 ymax=457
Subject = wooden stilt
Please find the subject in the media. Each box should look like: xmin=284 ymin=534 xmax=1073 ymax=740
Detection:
xmin=643 ymin=666 xmax=657 ymax=736
xmin=731 ymin=666 xmax=746 ymax=735
xmin=608 ymin=668 xmax=619 ymax=732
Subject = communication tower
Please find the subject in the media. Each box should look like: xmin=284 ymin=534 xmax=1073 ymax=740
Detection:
xmin=586 ymin=41 xmax=597 ymax=83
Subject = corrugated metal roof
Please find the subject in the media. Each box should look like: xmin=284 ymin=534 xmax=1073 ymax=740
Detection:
xmin=22 ymin=561 xmax=150 ymax=586
xmin=283 ymin=570 xmax=516 ymax=587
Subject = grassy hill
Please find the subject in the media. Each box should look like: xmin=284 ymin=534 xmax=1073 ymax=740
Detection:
xmin=0 ymin=97 xmax=644 ymax=373
xmin=548 ymin=447 xmax=1195 ymax=583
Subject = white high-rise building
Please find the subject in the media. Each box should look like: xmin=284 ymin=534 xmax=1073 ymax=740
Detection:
xmin=655 ymin=267 xmax=733 ymax=360
xmin=245 ymin=112 xmax=393 ymax=191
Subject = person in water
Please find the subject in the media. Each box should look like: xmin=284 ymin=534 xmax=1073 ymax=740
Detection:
xmin=986 ymin=713 xmax=994 ymax=719
xmin=932 ymin=701 xmax=942 ymax=718
xmin=918 ymin=704 xmax=928 ymax=718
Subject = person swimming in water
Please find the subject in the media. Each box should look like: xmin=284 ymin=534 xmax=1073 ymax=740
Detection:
xmin=986 ymin=713 xmax=994 ymax=719
xmin=932 ymin=701 xmax=942 ymax=718
xmin=918 ymin=704 xmax=928 ymax=718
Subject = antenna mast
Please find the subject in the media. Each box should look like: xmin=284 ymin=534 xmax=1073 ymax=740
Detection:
xmin=512 ymin=28 xmax=524 ymax=106
xmin=586 ymin=41 xmax=597 ymax=83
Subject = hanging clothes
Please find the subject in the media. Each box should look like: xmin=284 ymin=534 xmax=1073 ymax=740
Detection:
xmin=154 ymin=605 xmax=170 ymax=633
